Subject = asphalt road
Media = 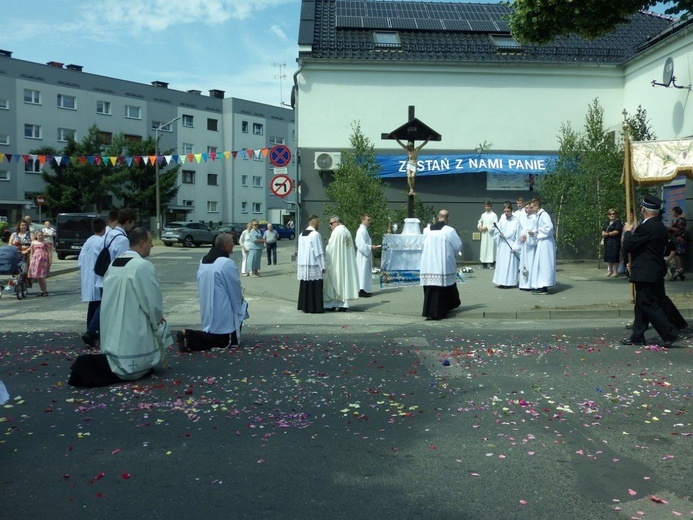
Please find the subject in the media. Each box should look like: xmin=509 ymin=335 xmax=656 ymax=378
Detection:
xmin=1 ymin=243 xmax=692 ymax=519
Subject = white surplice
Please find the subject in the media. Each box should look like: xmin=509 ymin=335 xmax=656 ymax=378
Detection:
xmin=78 ymin=234 xmax=103 ymax=302
xmin=477 ymin=210 xmax=498 ymax=263
xmin=197 ymin=257 xmax=248 ymax=339
xmin=519 ymin=214 xmax=537 ymax=290
xmin=100 ymin=251 xmax=169 ymax=380
xmin=492 ymin=216 xmax=521 ymax=287
xmin=530 ymin=209 xmax=556 ymax=289
xmin=420 ymin=224 xmax=462 ymax=286
xmin=355 ymin=223 xmax=373 ymax=292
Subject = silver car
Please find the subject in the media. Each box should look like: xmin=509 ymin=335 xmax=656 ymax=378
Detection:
xmin=161 ymin=222 xmax=218 ymax=248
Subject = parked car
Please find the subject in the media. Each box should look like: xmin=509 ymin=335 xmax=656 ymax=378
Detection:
xmin=55 ymin=213 xmax=99 ymax=260
xmin=161 ymin=222 xmax=218 ymax=248
xmin=216 ymin=224 xmax=242 ymax=245
xmin=258 ymin=223 xmax=295 ymax=240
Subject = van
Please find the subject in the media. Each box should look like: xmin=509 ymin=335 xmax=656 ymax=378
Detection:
xmin=55 ymin=213 xmax=99 ymax=260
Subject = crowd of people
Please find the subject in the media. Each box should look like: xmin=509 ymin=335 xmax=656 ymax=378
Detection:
xmin=4 ymin=196 xmax=685 ymax=388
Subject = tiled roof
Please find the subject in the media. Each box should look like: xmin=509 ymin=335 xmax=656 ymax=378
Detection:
xmin=299 ymin=0 xmax=676 ymax=65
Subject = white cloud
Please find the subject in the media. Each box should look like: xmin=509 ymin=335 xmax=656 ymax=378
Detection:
xmin=269 ymin=24 xmax=289 ymax=41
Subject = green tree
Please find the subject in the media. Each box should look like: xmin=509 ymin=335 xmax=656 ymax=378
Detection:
xmin=538 ymin=99 xmax=624 ymax=259
xmin=507 ymin=0 xmax=691 ymax=44
xmin=35 ymin=124 xmax=178 ymax=217
xmin=324 ymin=122 xmax=390 ymax=246
xmin=390 ymin=194 xmax=436 ymax=229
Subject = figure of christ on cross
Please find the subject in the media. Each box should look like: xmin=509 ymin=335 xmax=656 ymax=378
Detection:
xmin=395 ymin=136 xmax=432 ymax=196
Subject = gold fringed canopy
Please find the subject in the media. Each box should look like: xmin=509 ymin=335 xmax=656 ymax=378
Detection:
xmin=630 ymin=138 xmax=693 ymax=187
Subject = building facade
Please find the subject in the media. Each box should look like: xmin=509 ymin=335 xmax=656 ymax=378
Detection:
xmin=294 ymin=0 xmax=693 ymax=260
xmin=0 ymin=51 xmax=295 ymax=228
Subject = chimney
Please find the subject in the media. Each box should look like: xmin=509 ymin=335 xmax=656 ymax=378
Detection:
xmin=66 ymin=64 xmax=83 ymax=72
xmin=152 ymin=80 xmax=169 ymax=88
xmin=47 ymin=61 xmax=64 ymax=68
xmin=209 ymin=89 xmax=225 ymax=99
xmin=187 ymin=89 xmax=202 ymax=95
xmin=0 ymin=49 xmax=12 ymax=58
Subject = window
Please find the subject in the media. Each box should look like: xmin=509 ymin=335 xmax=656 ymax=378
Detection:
xmin=0 ymin=99 xmax=8 ymax=110
xmin=125 ymin=105 xmax=141 ymax=119
xmin=25 ymin=158 xmax=41 ymax=174
xmin=182 ymin=143 xmax=194 ymax=154
xmin=242 ymin=121 xmax=248 ymax=133
xmin=24 ymin=124 xmax=41 ymax=139
xmin=182 ymin=170 xmax=195 ymax=184
xmin=183 ymin=200 xmax=194 ymax=207
xmin=207 ymin=118 xmax=218 ymax=131
xmin=99 ymin=131 xmax=112 ymax=145
xmin=207 ymin=201 xmax=218 ymax=213
xmin=124 ymin=134 xmax=142 ymax=143
xmin=24 ymin=89 xmax=41 ymax=104
xmin=0 ymin=134 xmax=9 ymax=146
xmin=207 ymin=146 xmax=217 ymax=154
xmin=253 ymin=176 xmax=262 ymax=187
xmin=252 ymin=202 xmax=262 ymax=213
xmin=489 ymin=34 xmax=522 ymax=52
xmin=373 ymin=31 xmax=401 ymax=48
xmin=241 ymin=202 xmax=248 ymax=213
xmin=207 ymin=173 xmax=218 ymax=186
xmin=241 ymin=175 xmax=248 ymax=186
xmin=57 ymin=94 xmax=76 ymax=109
xmin=269 ymin=136 xmax=285 ymax=145
xmin=57 ymin=128 xmax=76 ymax=142
xmin=182 ymin=114 xmax=194 ymax=127
xmin=152 ymin=120 xmax=173 ymax=132
xmin=0 ymin=170 xmax=9 ymax=181
xmin=253 ymin=123 xmax=264 ymax=135
xmin=97 ymin=100 xmax=111 ymax=115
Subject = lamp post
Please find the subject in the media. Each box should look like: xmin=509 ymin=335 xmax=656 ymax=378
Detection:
xmin=154 ymin=116 xmax=181 ymax=240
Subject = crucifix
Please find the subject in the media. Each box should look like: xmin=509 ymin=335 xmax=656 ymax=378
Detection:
xmin=382 ymin=106 xmax=441 ymax=217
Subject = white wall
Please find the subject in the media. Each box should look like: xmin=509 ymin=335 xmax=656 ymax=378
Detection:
xmin=297 ymin=63 xmax=626 ymax=153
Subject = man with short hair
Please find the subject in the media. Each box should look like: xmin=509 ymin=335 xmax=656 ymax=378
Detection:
xmin=82 ymin=208 xmax=137 ymax=347
xmin=621 ymin=194 xmax=680 ymax=347
xmin=177 ymin=234 xmax=248 ymax=351
xmin=420 ymin=209 xmax=462 ymax=320
xmin=355 ymin=214 xmax=380 ymax=297
xmin=477 ymin=201 xmax=497 ymax=269
xmin=323 ymin=216 xmax=360 ymax=311
xmin=264 ymin=223 xmax=279 ymax=265
xmin=78 ymin=218 xmax=107 ymax=328
xmin=297 ymin=215 xmax=326 ymax=313
xmin=529 ymin=198 xmax=556 ymax=294
xmin=68 ymin=228 xmax=170 ymax=387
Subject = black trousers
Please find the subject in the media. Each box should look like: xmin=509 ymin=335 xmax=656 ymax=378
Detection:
xmin=631 ymin=280 xmax=679 ymax=342
xmin=185 ymin=329 xmax=239 ymax=351
xmin=266 ymin=242 xmax=277 ymax=264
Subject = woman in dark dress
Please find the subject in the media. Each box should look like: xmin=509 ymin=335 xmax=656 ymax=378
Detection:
xmin=602 ymin=208 xmax=623 ymax=277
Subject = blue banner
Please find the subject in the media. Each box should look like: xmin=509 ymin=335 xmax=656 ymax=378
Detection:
xmin=375 ymin=153 xmax=557 ymax=178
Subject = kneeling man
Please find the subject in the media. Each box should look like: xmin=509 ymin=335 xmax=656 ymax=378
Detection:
xmin=178 ymin=233 xmax=248 ymax=351
xmin=69 ymin=228 xmax=170 ymax=387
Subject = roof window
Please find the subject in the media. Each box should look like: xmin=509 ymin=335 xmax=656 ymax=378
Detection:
xmin=489 ymin=34 xmax=523 ymax=52
xmin=374 ymin=32 xmax=401 ymax=48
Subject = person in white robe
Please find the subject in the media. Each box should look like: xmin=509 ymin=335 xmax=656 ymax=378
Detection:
xmin=77 ymin=217 xmax=106 ymax=328
xmin=477 ymin=201 xmax=497 ymax=269
xmin=420 ymin=209 xmax=463 ymax=320
xmin=324 ymin=216 xmax=360 ymax=311
xmin=355 ymin=214 xmax=380 ymax=297
xmin=297 ymin=215 xmax=326 ymax=313
xmin=492 ymin=204 xmax=521 ymax=288
xmin=529 ymin=198 xmax=557 ymax=294
xmin=82 ymin=208 xmax=137 ymax=347
xmin=519 ymin=201 xmax=537 ymax=291
xmin=177 ymin=234 xmax=248 ymax=351
xmin=69 ymin=228 xmax=170 ymax=387
xmin=513 ymin=197 xmax=526 ymax=267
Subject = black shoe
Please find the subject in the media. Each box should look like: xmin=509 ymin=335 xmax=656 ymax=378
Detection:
xmin=81 ymin=331 xmax=97 ymax=348
xmin=620 ymin=337 xmax=646 ymax=346
xmin=531 ymin=289 xmax=548 ymax=295
xmin=659 ymin=334 xmax=679 ymax=348
xmin=177 ymin=331 xmax=191 ymax=352
xmin=358 ymin=290 xmax=372 ymax=297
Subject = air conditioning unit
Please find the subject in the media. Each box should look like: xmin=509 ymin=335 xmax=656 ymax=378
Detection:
xmin=314 ymin=152 xmax=341 ymax=171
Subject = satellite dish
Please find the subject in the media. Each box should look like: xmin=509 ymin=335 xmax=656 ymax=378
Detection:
xmin=663 ymin=57 xmax=674 ymax=87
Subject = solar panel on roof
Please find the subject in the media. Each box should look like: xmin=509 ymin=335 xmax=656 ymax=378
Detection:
xmin=442 ymin=19 xmax=472 ymax=31
xmin=416 ymin=19 xmax=443 ymax=30
xmin=390 ymin=18 xmax=418 ymax=30
xmin=469 ymin=20 xmax=499 ymax=32
xmin=363 ymin=16 xmax=390 ymax=29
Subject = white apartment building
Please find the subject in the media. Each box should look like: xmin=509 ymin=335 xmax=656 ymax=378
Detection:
xmin=0 ymin=51 xmax=295 ymax=227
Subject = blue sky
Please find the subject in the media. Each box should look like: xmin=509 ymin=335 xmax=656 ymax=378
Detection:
xmin=1 ymin=1 xmax=677 ymax=107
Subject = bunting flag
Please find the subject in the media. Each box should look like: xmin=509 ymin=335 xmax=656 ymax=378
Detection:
xmin=0 ymin=147 xmax=284 ymax=170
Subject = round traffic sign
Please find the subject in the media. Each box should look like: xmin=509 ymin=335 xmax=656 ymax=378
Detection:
xmin=269 ymin=144 xmax=292 ymax=167
xmin=270 ymin=174 xmax=293 ymax=198
xmin=37 ymin=195 xmax=45 ymax=206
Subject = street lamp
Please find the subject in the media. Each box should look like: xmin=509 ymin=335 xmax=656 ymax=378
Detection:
xmin=154 ymin=116 xmax=181 ymax=239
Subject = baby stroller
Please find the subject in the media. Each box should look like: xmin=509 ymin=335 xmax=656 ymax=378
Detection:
xmin=0 ymin=245 xmax=29 ymax=300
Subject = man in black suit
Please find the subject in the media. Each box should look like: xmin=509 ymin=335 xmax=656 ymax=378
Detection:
xmin=621 ymin=195 xmax=679 ymax=347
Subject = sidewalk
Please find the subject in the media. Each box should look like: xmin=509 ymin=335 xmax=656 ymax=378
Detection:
xmin=49 ymin=250 xmax=692 ymax=321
